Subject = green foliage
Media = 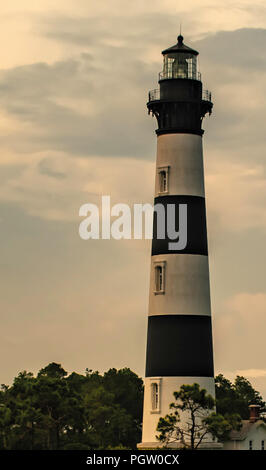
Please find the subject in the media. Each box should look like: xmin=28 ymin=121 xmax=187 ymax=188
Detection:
xmin=157 ymin=376 xmax=265 ymax=448
xmin=0 ymin=404 xmax=12 ymax=449
xmin=215 ymin=374 xmax=265 ymax=419
xmin=203 ymin=412 xmax=242 ymax=441
xmin=1 ymin=365 xmax=264 ymax=450
xmin=37 ymin=363 xmax=68 ymax=379
xmin=0 ymin=363 xmax=144 ymax=450
xmin=157 ymin=413 xmax=181 ymax=445
xmin=156 ymin=383 xmax=247 ymax=448
xmin=173 ymin=383 xmax=215 ymax=412
xmin=157 ymin=383 xmax=216 ymax=449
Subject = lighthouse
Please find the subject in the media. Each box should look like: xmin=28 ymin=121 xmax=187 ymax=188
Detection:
xmin=138 ymin=35 xmax=218 ymax=449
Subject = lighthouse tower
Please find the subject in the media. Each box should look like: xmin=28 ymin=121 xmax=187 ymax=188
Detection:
xmin=139 ymin=35 xmax=218 ymax=448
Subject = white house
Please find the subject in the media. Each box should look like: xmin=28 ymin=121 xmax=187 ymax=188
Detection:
xmin=223 ymin=405 xmax=266 ymax=450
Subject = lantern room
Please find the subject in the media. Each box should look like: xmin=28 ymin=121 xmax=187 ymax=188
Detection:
xmin=159 ymin=35 xmax=200 ymax=81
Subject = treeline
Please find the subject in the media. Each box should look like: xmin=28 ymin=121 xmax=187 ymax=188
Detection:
xmin=0 ymin=363 xmax=143 ymax=450
xmin=215 ymin=374 xmax=265 ymax=419
xmin=0 ymin=363 xmax=265 ymax=450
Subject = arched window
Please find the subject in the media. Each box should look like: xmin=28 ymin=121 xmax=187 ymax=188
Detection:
xmin=155 ymin=266 xmax=163 ymax=292
xmin=151 ymin=383 xmax=159 ymax=411
xmin=160 ymin=171 xmax=167 ymax=193
xmin=150 ymin=378 xmax=161 ymax=413
xmin=158 ymin=166 xmax=169 ymax=194
xmin=154 ymin=261 xmax=166 ymax=294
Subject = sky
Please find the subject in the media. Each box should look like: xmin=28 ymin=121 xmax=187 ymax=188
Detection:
xmin=0 ymin=1 xmax=266 ymax=399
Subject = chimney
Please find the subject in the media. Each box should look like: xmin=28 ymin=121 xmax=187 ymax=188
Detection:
xmin=249 ymin=405 xmax=260 ymax=422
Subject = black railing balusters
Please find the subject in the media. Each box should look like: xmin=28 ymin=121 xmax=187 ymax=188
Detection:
xmin=148 ymin=88 xmax=212 ymax=103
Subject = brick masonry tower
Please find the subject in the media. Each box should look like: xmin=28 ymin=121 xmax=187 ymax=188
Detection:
xmin=138 ymin=35 xmax=220 ymax=449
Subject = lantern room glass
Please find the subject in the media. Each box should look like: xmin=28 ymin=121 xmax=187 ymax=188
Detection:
xmin=161 ymin=53 xmax=198 ymax=80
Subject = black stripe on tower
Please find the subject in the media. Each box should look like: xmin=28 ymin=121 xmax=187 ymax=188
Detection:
xmin=145 ymin=315 xmax=214 ymax=377
xmin=152 ymin=195 xmax=208 ymax=256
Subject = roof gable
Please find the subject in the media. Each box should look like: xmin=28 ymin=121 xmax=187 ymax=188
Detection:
xmin=229 ymin=420 xmax=266 ymax=441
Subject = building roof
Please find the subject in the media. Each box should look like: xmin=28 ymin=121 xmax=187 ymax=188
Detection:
xmin=229 ymin=419 xmax=266 ymax=441
xmin=162 ymin=35 xmax=199 ymax=56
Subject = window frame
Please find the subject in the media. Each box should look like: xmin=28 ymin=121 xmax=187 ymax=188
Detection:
xmin=150 ymin=378 xmax=162 ymax=414
xmin=157 ymin=166 xmax=169 ymax=195
xmin=153 ymin=261 xmax=166 ymax=295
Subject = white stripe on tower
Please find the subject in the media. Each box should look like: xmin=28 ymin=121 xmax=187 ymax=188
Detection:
xmin=150 ymin=133 xmax=211 ymax=318
xmin=155 ymin=134 xmax=205 ymax=197
xmin=138 ymin=35 xmax=219 ymax=449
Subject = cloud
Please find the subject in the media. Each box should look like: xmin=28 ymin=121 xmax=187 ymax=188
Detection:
xmin=198 ymin=28 xmax=266 ymax=70
xmin=196 ymin=30 xmax=266 ymax=162
xmin=36 ymin=3 xmax=266 ymax=48
xmin=0 ymin=14 xmax=266 ymax=393
xmin=1 ymin=28 xmax=266 ymax=233
xmin=0 ymin=201 xmax=151 ymax=384
xmin=213 ymin=292 xmax=266 ymax=381
xmin=0 ymin=52 xmax=156 ymax=158
xmin=0 ymin=27 xmax=265 ymax=165
xmin=205 ymin=160 xmax=266 ymax=232
xmin=234 ymin=369 xmax=266 ymax=379
xmin=0 ymin=150 xmax=154 ymax=221
xmin=38 ymin=157 xmax=67 ymax=179
xmin=216 ymin=368 xmax=266 ymax=399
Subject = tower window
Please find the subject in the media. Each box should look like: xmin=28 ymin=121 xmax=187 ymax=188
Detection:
xmin=150 ymin=378 xmax=161 ymax=413
xmin=160 ymin=171 xmax=167 ymax=192
xmin=156 ymin=266 xmax=163 ymax=292
xmin=158 ymin=166 xmax=169 ymax=194
xmin=262 ymin=440 xmax=264 ymax=450
xmin=152 ymin=383 xmax=159 ymax=410
xmin=154 ymin=261 xmax=166 ymax=294
xmin=249 ymin=440 xmax=253 ymax=450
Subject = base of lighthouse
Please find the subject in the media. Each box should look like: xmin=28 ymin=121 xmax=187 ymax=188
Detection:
xmin=138 ymin=376 xmax=223 ymax=450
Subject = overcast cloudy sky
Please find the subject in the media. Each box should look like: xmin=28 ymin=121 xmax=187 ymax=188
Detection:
xmin=0 ymin=1 xmax=266 ymax=399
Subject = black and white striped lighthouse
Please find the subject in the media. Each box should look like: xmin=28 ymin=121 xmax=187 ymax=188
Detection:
xmin=139 ymin=35 xmax=218 ymax=448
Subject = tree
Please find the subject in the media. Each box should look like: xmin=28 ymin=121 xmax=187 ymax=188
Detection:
xmin=215 ymin=374 xmax=265 ymax=419
xmin=157 ymin=383 xmax=242 ymax=449
xmin=0 ymin=362 xmax=144 ymax=450
xmin=204 ymin=412 xmax=242 ymax=442
xmin=234 ymin=375 xmax=265 ymax=417
xmin=157 ymin=383 xmax=216 ymax=449
xmin=38 ymin=363 xmax=68 ymax=380
xmin=34 ymin=367 xmax=87 ymax=450
xmin=0 ymin=404 xmax=11 ymax=449
xmin=103 ymin=368 xmax=143 ymax=419
xmin=6 ymin=371 xmax=41 ymax=450
xmin=2 ymin=365 xmax=264 ymax=450
xmin=82 ymin=372 xmax=142 ymax=449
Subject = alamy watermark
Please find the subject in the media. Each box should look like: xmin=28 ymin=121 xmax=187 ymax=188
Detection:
xmin=79 ymin=196 xmax=187 ymax=251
